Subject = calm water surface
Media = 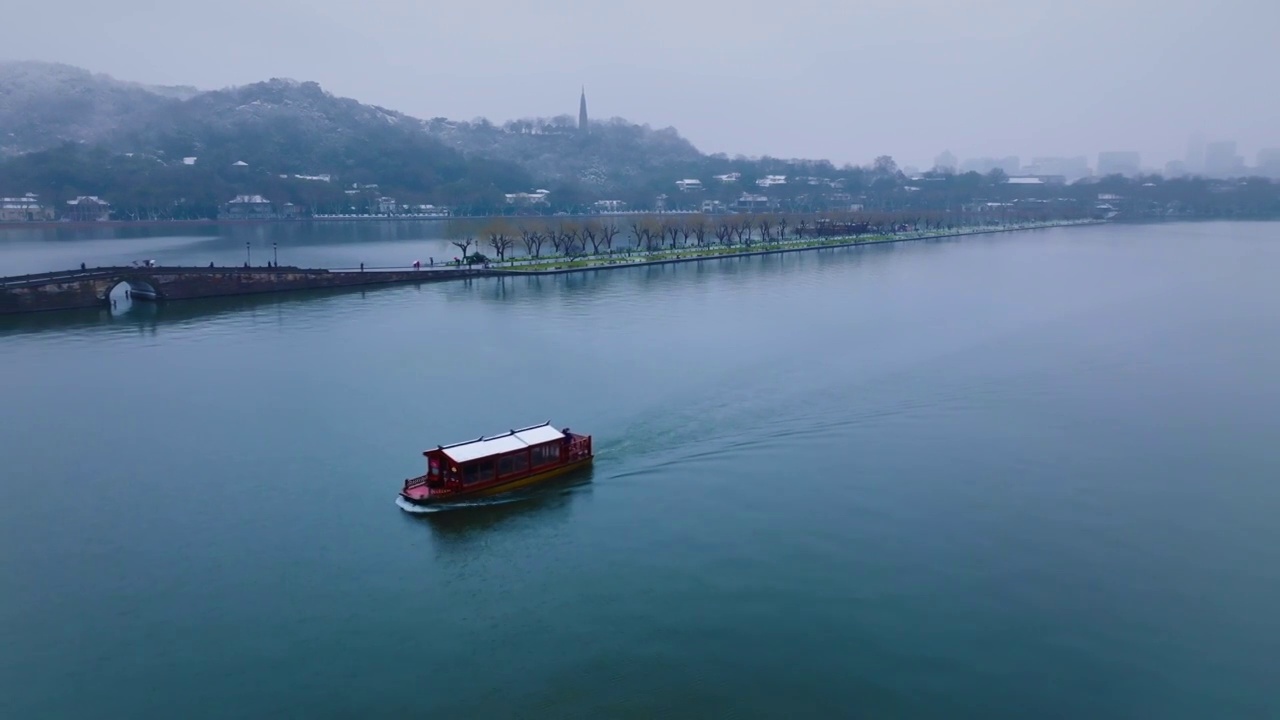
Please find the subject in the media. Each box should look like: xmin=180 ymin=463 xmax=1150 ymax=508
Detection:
xmin=2 ymin=222 xmax=1279 ymax=718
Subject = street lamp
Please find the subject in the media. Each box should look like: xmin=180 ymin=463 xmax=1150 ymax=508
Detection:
xmin=273 ymin=242 xmax=278 ymax=267
xmin=246 ymin=241 xmax=251 ymax=266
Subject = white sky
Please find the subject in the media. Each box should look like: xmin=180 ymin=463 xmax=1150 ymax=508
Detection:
xmin=4 ymin=0 xmax=1278 ymax=168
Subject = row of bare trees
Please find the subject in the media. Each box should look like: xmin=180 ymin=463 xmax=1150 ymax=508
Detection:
xmin=449 ymin=208 xmax=1078 ymax=263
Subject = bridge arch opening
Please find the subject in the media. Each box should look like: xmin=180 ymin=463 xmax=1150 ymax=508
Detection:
xmin=107 ymin=278 xmax=159 ymax=309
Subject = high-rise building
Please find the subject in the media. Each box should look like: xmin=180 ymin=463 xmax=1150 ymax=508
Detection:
xmin=1204 ymin=141 xmax=1242 ymax=177
xmin=1257 ymin=148 xmax=1280 ymax=178
xmin=1097 ymin=151 xmax=1141 ymax=177
xmin=1186 ymin=132 xmax=1205 ymax=173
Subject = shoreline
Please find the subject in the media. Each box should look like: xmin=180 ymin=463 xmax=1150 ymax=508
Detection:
xmin=493 ymin=220 xmax=1105 ymax=276
xmin=0 ymin=215 xmax=1118 ymax=232
xmin=1 ymin=220 xmax=1104 ymax=318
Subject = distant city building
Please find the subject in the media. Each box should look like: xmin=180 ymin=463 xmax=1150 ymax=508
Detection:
xmin=755 ymin=175 xmax=787 ymax=188
xmin=675 ymin=179 xmax=703 ymax=192
xmin=0 ymin=193 xmax=54 ymax=222
xmin=736 ymin=193 xmax=770 ymax=211
xmin=1164 ymin=160 xmax=1188 ymax=178
xmin=713 ymin=173 xmax=740 ymax=184
xmin=376 ymin=197 xmax=397 ymax=214
xmin=1257 ymin=148 xmax=1280 ymax=178
xmin=1097 ymin=151 xmax=1141 ymax=177
xmin=701 ymin=200 xmax=727 ymax=214
xmin=1186 ymin=132 xmax=1205 ymax=174
xmin=959 ymin=156 xmax=1019 ymax=175
xmin=65 ymin=196 xmax=111 ymax=222
xmin=1204 ymin=141 xmax=1243 ymax=177
xmin=221 ymin=194 xmax=273 ymax=219
xmin=1023 ymin=156 xmax=1090 ymax=181
xmin=578 ymin=86 xmax=588 ymax=133
xmin=933 ymin=150 xmax=957 ymax=173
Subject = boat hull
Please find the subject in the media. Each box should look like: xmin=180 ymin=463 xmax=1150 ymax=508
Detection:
xmin=399 ymin=456 xmax=593 ymax=507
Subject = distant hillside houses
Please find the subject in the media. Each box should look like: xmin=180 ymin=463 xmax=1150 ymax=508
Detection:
xmin=219 ymin=194 xmax=305 ymax=219
xmin=221 ymin=194 xmax=273 ymax=219
xmin=1 ymin=193 xmax=54 ymax=222
xmin=277 ymin=173 xmax=333 ymax=183
xmin=593 ymin=199 xmax=626 ymax=212
xmin=505 ymin=189 xmax=551 ymax=207
xmin=65 ymin=196 xmax=111 ymax=222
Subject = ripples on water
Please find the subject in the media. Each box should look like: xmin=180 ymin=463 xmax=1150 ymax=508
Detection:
xmin=3 ymin=222 xmax=1280 ymax=718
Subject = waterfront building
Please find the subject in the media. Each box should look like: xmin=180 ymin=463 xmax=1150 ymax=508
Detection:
xmin=64 ymin=196 xmax=111 ymax=222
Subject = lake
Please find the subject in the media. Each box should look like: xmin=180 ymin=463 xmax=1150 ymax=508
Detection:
xmin=2 ymin=220 xmax=1278 ymax=718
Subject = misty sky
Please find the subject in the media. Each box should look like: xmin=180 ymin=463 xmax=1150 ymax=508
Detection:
xmin=4 ymin=0 xmax=1277 ymax=169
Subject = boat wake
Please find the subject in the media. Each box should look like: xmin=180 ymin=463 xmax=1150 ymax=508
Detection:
xmin=394 ymin=480 xmax=590 ymax=513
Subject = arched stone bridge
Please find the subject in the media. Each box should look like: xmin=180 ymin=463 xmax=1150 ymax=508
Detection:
xmin=0 ymin=265 xmax=493 ymax=315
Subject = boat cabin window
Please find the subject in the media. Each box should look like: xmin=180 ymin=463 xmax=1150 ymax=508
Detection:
xmin=531 ymin=443 xmax=560 ymax=466
xmin=460 ymin=462 xmax=496 ymax=485
xmin=499 ymin=453 xmax=529 ymax=476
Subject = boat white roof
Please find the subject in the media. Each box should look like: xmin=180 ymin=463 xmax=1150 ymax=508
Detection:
xmin=438 ymin=422 xmax=565 ymax=463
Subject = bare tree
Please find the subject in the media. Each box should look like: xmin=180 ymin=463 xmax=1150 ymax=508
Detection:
xmin=777 ymin=216 xmax=788 ymax=241
xmin=664 ymin=219 xmax=681 ymax=249
xmin=580 ymin=220 xmax=604 ymax=254
xmin=484 ymin=221 xmax=514 ymax=261
xmin=552 ymin=222 xmax=580 ymax=256
xmin=715 ymin=222 xmax=733 ymax=245
xmin=795 ymin=219 xmax=809 ymax=240
xmin=689 ymin=214 xmax=708 ymax=245
xmin=601 ymin=221 xmax=620 ymax=251
xmin=451 ymin=235 xmax=474 ymax=264
xmin=757 ymin=215 xmax=773 ymax=244
xmin=643 ymin=218 xmax=664 ymax=251
xmin=629 ymin=219 xmax=647 ymax=250
xmin=734 ymin=219 xmax=750 ymax=246
xmin=518 ymin=224 xmax=545 ymax=258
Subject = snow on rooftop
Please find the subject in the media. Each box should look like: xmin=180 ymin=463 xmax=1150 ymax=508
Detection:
xmin=440 ymin=423 xmax=566 ymax=464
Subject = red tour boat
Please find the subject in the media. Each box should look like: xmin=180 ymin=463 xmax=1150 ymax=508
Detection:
xmin=399 ymin=421 xmax=593 ymax=507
